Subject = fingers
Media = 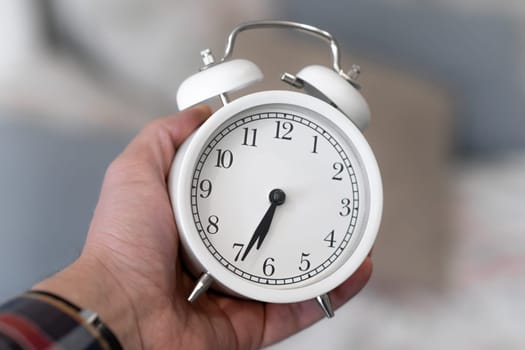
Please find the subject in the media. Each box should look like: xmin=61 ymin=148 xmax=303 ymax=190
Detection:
xmin=111 ymin=105 xmax=212 ymax=181
xmin=260 ymin=257 xmax=373 ymax=347
xmin=85 ymin=105 xmax=211 ymax=261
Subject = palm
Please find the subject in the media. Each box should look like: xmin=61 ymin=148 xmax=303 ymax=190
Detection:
xmin=172 ymin=270 xmax=370 ymax=350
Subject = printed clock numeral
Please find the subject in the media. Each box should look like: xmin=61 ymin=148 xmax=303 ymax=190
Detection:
xmin=263 ymin=257 xmax=276 ymax=276
xmin=299 ymin=253 xmax=311 ymax=272
xmin=241 ymin=127 xmax=258 ymax=147
xmin=199 ymin=179 xmax=212 ymax=198
xmin=312 ymin=135 xmax=319 ymax=153
xmin=215 ymin=149 xmax=233 ymax=168
xmin=324 ymin=230 xmax=336 ymax=248
xmin=206 ymin=215 xmax=220 ymax=234
xmin=274 ymin=121 xmax=293 ymax=140
xmin=339 ymin=198 xmax=351 ymax=216
xmin=232 ymin=243 xmax=245 ymax=261
xmin=332 ymin=162 xmax=344 ymax=181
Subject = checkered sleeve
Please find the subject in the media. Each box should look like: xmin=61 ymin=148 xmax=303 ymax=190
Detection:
xmin=0 ymin=293 xmax=114 ymax=350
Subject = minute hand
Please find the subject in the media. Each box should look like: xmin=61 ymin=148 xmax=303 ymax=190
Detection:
xmin=241 ymin=188 xmax=286 ymax=261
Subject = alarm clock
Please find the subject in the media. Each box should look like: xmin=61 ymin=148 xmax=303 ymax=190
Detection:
xmin=169 ymin=20 xmax=382 ymax=318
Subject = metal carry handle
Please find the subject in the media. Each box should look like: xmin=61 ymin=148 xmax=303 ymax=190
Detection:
xmin=221 ymin=20 xmax=359 ymax=83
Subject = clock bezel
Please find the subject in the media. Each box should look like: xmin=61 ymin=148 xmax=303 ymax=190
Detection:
xmin=169 ymin=90 xmax=382 ymax=303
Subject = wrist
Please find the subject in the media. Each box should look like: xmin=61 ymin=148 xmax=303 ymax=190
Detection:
xmin=33 ymin=254 xmax=143 ymax=350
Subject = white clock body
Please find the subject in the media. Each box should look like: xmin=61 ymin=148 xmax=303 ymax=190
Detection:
xmin=169 ymin=90 xmax=382 ymax=303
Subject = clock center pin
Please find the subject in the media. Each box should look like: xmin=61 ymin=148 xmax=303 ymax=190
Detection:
xmin=269 ymin=188 xmax=286 ymax=205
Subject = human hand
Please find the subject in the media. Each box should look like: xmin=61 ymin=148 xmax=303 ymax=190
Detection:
xmin=35 ymin=106 xmax=373 ymax=350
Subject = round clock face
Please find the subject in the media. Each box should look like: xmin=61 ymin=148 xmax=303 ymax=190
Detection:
xmin=171 ymin=91 xmax=382 ymax=303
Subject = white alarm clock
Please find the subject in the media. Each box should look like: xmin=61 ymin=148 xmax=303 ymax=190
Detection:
xmin=169 ymin=21 xmax=382 ymax=318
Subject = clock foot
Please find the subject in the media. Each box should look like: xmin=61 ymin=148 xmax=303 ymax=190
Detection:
xmin=188 ymin=272 xmax=214 ymax=302
xmin=316 ymin=293 xmax=335 ymax=318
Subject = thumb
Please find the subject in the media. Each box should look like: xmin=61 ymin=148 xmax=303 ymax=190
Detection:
xmin=113 ymin=105 xmax=212 ymax=182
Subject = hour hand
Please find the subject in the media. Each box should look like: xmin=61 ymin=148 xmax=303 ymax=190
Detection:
xmin=241 ymin=203 xmax=276 ymax=261
xmin=241 ymin=189 xmax=286 ymax=261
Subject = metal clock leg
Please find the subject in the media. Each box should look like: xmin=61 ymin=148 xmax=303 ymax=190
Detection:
xmin=188 ymin=272 xmax=214 ymax=302
xmin=316 ymin=293 xmax=335 ymax=318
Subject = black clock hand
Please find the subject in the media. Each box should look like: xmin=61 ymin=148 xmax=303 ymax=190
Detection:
xmin=241 ymin=203 xmax=276 ymax=261
xmin=241 ymin=189 xmax=286 ymax=261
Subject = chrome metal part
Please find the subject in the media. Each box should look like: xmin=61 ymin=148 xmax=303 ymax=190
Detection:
xmin=316 ymin=293 xmax=335 ymax=318
xmin=219 ymin=93 xmax=230 ymax=106
xmin=200 ymin=49 xmax=216 ymax=69
xmin=188 ymin=272 xmax=214 ymax=302
xmin=281 ymin=72 xmax=304 ymax=89
xmin=348 ymin=64 xmax=361 ymax=81
xmin=221 ymin=20 xmax=359 ymax=85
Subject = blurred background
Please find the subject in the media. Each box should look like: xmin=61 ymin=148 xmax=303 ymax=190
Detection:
xmin=0 ymin=0 xmax=524 ymax=349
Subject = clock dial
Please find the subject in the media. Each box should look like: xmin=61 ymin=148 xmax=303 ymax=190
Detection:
xmin=189 ymin=107 xmax=365 ymax=288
